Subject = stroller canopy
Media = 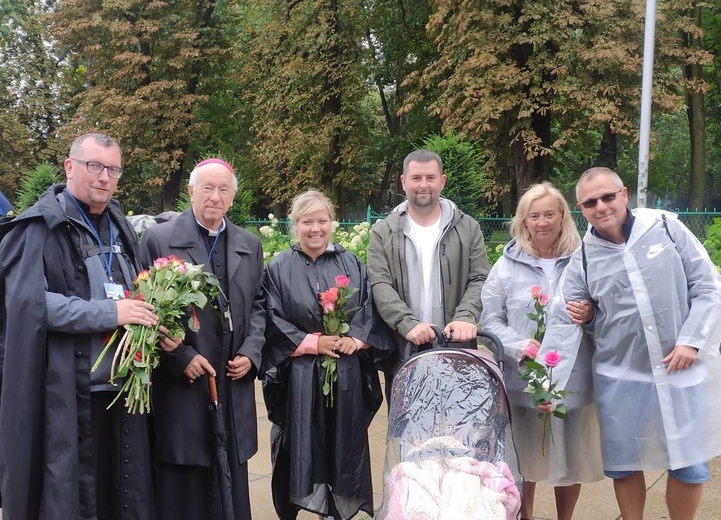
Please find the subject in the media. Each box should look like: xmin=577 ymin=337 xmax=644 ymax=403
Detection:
xmin=380 ymin=348 xmax=522 ymax=520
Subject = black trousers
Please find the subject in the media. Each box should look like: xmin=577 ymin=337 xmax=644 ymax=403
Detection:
xmin=155 ymin=422 xmax=251 ymax=520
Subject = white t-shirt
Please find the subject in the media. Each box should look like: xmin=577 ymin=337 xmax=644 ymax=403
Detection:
xmin=408 ymin=216 xmax=442 ymax=323
xmin=536 ymin=257 xmax=557 ymax=279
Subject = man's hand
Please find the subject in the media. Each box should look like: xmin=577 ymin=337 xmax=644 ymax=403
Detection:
xmin=184 ymin=354 xmax=216 ymax=383
xmin=317 ymin=335 xmax=340 ymax=358
xmin=662 ymin=344 xmax=698 ymax=374
xmin=567 ymin=299 xmax=594 ymax=324
xmin=157 ymin=325 xmax=181 ymax=352
xmin=227 ymin=354 xmax=252 ymax=380
xmin=116 ymin=299 xmax=158 ymax=327
xmin=405 ymin=323 xmax=436 ymax=346
xmin=444 ymin=321 xmax=478 ymax=342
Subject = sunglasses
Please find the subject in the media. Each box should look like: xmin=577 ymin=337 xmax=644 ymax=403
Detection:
xmin=578 ymin=188 xmax=624 ymax=209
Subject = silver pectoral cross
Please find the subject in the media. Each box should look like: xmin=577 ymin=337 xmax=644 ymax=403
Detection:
xmin=224 ymin=309 xmax=234 ymax=332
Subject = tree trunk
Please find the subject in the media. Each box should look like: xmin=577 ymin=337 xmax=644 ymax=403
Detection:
xmin=594 ymin=123 xmax=618 ymax=170
xmin=512 ymin=138 xmax=533 ymax=199
xmin=685 ymin=2 xmax=705 ymax=211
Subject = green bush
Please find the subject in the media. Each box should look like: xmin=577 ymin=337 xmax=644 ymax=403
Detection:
xmin=703 ymin=217 xmax=721 ymax=266
xmin=16 ymin=163 xmax=63 ymax=213
xmin=422 ymin=130 xmax=489 ymax=218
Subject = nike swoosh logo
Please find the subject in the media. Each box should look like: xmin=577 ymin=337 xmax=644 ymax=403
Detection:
xmin=647 ymin=245 xmax=665 ymax=259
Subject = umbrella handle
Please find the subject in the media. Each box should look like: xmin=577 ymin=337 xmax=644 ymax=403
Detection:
xmin=208 ymin=375 xmax=219 ymax=404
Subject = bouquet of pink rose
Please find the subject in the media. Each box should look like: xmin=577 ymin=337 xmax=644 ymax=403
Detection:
xmin=519 ymin=348 xmax=567 ymax=456
xmin=318 ymin=274 xmax=359 ymax=407
xmin=92 ymin=255 xmax=219 ymax=413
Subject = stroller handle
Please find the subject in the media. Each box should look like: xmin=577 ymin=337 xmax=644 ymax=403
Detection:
xmin=402 ymin=325 xmax=447 ymax=361
xmin=402 ymin=326 xmax=506 ymax=373
xmin=477 ymin=330 xmax=505 ymax=373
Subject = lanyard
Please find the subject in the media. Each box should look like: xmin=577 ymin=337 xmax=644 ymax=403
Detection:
xmin=68 ymin=193 xmax=115 ymax=282
xmin=196 ymin=223 xmax=223 ymax=263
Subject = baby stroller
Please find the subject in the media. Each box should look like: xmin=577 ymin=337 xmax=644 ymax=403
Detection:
xmin=378 ymin=327 xmax=522 ymax=520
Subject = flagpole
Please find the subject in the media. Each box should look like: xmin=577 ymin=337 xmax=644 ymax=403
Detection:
xmin=637 ymin=0 xmax=657 ymax=208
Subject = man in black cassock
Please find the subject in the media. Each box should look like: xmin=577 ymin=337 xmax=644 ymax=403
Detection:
xmin=139 ymin=158 xmax=265 ymax=520
xmin=0 ymin=133 xmax=164 ymax=520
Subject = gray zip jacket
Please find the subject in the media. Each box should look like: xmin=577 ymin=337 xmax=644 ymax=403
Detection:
xmin=367 ymin=198 xmax=490 ymax=357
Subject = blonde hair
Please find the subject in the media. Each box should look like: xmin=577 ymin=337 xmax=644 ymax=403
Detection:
xmin=511 ymin=182 xmax=580 ymax=257
xmin=288 ymin=190 xmax=335 ymax=242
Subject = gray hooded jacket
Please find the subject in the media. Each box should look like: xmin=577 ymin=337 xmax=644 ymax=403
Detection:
xmin=367 ymin=198 xmax=490 ymax=357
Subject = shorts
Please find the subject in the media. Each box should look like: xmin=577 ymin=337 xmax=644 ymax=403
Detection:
xmin=604 ymin=462 xmax=710 ymax=484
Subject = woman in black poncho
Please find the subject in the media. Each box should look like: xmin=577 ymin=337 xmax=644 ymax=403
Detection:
xmin=260 ymin=190 xmax=394 ymax=520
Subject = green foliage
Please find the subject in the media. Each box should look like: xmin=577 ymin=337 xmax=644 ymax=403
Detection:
xmin=422 ymin=130 xmax=489 ymax=218
xmin=334 ymin=222 xmax=372 ymax=263
xmin=255 ymin=216 xmax=291 ymax=264
xmin=703 ymin=218 xmax=721 ymax=266
xmin=16 ymin=162 xmax=62 ymax=213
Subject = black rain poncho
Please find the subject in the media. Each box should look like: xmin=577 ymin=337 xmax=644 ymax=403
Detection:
xmin=261 ymin=243 xmax=394 ymax=519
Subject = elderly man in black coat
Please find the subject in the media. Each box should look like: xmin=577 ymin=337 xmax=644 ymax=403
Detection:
xmin=0 ymin=133 xmax=164 ymax=520
xmin=139 ymin=158 xmax=265 ymax=520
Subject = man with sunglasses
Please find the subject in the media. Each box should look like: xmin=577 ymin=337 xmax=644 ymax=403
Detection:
xmin=537 ymin=167 xmax=721 ymax=520
xmin=0 ymin=133 xmax=172 ymax=519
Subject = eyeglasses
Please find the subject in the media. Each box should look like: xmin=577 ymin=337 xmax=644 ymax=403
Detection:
xmin=198 ymin=185 xmax=234 ymax=197
xmin=70 ymin=158 xmax=124 ymax=179
xmin=578 ymin=188 xmax=624 ymax=209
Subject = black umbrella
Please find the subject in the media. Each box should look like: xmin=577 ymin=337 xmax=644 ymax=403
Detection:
xmin=208 ymin=375 xmax=235 ymax=520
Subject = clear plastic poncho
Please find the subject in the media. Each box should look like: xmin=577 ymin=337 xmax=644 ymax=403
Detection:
xmin=378 ymin=348 xmax=522 ymax=520
xmin=480 ymin=240 xmax=603 ymax=485
xmin=540 ymin=209 xmax=721 ymax=471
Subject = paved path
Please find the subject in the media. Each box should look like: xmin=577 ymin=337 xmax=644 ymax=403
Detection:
xmin=249 ymin=379 xmax=721 ymax=519
xmin=3 ymin=376 xmax=717 ymax=519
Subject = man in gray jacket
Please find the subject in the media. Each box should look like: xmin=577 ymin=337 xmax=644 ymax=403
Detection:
xmin=367 ymin=149 xmax=490 ymax=382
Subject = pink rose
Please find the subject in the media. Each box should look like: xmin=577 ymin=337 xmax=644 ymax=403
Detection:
xmin=320 ymin=287 xmax=339 ymax=306
xmin=531 ymin=286 xmax=542 ymax=299
xmin=335 ymin=275 xmax=350 ymax=288
xmin=154 ymin=257 xmax=170 ymax=269
xmin=522 ymin=343 xmax=539 ymax=360
xmin=323 ymin=301 xmax=335 ymax=313
xmin=539 ymin=294 xmax=549 ymax=306
xmin=135 ymin=270 xmax=151 ymax=282
xmin=544 ymin=350 xmax=561 ymax=368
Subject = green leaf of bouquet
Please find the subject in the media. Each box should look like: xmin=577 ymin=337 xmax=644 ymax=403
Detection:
xmin=325 ymin=316 xmax=340 ymax=334
xmin=339 ymin=322 xmax=350 ymax=334
xmin=523 ymin=359 xmax=544 ymax=370
xmin=554 ymin=403 xmax=567 ymax=417
xmin=188 ymin=315 xmax=199 ymax=333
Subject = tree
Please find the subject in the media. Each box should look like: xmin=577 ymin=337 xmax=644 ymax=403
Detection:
xmin=406 ymin=0 xmax=700 ymax=213
xmin=53 ymin=0 xmax=238 ymax=212
xmin=0 ymin=0 xmax=74 ymax=199
xmin=237 ymin=0 xmax=379 ymax=216
xmin=362 ymin=0 xmax=442 ymax=210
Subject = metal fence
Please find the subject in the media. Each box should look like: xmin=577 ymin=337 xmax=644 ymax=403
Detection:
xmin=246 ymin=208 xmax=721 ymax=244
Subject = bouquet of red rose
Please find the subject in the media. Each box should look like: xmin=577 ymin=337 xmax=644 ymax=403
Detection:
xmin=318 ymin=274 xmax=359 ymax=407
xmin=92 ymin=255 xmax=219 ymax=413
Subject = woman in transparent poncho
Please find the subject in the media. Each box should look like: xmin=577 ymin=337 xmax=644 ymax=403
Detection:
xmin=480 ymin=182 xmax=604 ymax=520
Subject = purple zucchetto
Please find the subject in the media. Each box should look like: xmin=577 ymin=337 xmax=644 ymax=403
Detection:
xmin=194 ymin=158 xmax=234 ymax=174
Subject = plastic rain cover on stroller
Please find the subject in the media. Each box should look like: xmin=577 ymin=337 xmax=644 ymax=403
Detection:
xmin=378 ymin=344 xmax=521 ymax=520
